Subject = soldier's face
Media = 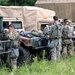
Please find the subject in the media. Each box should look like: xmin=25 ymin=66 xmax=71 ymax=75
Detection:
xmin=64 ymin=22 xmax=69 ymax=25
xmin=8 ymin=27 xmax=15 ymax=32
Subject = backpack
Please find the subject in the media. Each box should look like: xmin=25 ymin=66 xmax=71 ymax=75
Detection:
xmin=51 ymin=22 xmax=62 ymax=39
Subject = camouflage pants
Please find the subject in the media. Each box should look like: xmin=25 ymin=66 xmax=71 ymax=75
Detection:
xmin=10 ymin=58 xmax=17 ymax=70
xmin=48 ymin=39 xmax=61 ymax=62
xmin=10 ymin=48 xmax=19 ymax=69
xmin=50 ymin=44 xmax=61 ymax=62
xmin=59 ymin=39 xmax=62 ymax=52
xmin=62 ymin=39 xmax=74 ymax=59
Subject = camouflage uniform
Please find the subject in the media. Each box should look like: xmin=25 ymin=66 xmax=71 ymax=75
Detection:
xmin=62 ymin=24 xmax=74 ymax=59
xmin=43 ymin=25 xmax=51 ymax=60
xmin=7 ymin=26 xmax=20 ymax=70
xmin=47 ymin=21 xmax=62 ymax=62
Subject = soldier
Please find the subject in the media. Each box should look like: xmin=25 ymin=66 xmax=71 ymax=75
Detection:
xmin=7 ymin=24 xmax=20 ymax=70
xmin=62 ymin=18 xmax=74 ymax=59
xmin=43 ymin=23 xmax=52 ymax=60
xmin=46 ymin=16 xmax=63 ymax=62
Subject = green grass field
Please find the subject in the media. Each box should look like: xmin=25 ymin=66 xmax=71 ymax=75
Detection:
xmin=0 ymin=57 xmax=75 ymax=75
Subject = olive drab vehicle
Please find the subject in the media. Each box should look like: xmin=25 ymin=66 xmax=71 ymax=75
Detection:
xmin=18 ymin=30 xmax=48 ymax=65
xmin=0 ymin=16 xmax=12 ymax=68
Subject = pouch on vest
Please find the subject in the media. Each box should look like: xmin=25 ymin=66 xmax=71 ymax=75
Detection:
xmin=12 ymin=41 xmax=19 ymax=48
xmin=48 ymin=40 xmax=58 ymax=48
xmin=10 ymin=48 xmax=19 ymax=58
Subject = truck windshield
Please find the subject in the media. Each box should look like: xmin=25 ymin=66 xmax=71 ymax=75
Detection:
xmin=12 ymin=21 xmax=22 ymax=29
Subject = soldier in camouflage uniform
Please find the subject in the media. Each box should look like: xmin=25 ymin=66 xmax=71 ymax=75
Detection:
xmin=62 ymin=19 xmax=74 ymax=59
xmin=43 ymin=23 xmax=52 ymax=60
xmin=46 ymin=16 xmax=63 ymax=62
xmin=7 ymin=24 xmax=20 ymax=70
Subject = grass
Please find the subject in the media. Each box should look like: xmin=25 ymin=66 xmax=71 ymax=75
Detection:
xmin=0 ymin=57 xmax=75 ymax=75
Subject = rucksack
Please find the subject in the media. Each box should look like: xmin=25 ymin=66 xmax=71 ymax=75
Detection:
xmin=51 ymin=22 xmax=62 ymax=39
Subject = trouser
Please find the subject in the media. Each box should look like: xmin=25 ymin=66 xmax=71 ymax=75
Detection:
xmin=48 ymin=39 xmax=61 ymax=62
xmin=10 ymin=58 xmax=17 ymax=69
xmin=56 ymin=39 xmax=62 ymax=61
xmin=10 ymin=48 xmax=19 ymax=69
xmin=62 ymin=39 xmax=74 ymax=59
xmin=59 ymin=39 xmax=62 ymax=52
xmin=50 ymin=45 xmax=61 ymax=62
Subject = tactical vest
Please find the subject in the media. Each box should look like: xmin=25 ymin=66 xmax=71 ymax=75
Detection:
xmin=7 ymin=31 xmax=19 ymax=40
xmin=7 ymin=31 xmax=19 ymax=48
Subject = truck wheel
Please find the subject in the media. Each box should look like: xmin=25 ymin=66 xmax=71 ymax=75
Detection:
xmin=17 ymin=47 xmax=31 ymax=66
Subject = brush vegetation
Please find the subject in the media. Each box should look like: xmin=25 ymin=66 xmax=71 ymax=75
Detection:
xmin=0 ymin=57 xmax=75 ymax=75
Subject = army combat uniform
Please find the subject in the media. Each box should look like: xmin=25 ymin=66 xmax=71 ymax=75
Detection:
xmin=47 ymin=21 xmax=62 ymax=62
xmin=62 ymin=24 xmax=74 ymax=59
xmin=43 ymin=25 xmax=51 ymax=60
xmin=7 ymin=30 xmax=20 ymax=69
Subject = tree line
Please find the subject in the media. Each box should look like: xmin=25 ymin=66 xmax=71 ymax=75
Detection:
xmin=0 ymin=0 xmax=37 ymax=6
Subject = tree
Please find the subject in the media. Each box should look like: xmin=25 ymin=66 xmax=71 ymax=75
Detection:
xmin=0 ymin=0 xmax=37 ymax=6
xmin=8 ymin=0 xmax=37 ymax=6
xmin=25 ymin=0 xmax=37 ymax=6
xmin=0 ymin=0 xmax=9 ymax=6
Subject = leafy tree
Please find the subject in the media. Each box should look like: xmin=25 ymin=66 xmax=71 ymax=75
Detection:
xmin=8 ymin=0 xmax=37 ymax=6
xmin=25 ymin=0 xmax=37 ymax=6
xmin=0 ymin=0 xmax=37 ymax=6
xmin=0 ymin=0 xmax=9 ymax=5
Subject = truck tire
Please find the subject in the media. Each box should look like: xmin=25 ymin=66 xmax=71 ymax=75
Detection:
xmin=17 ymin=47 xmax=31 ymax=66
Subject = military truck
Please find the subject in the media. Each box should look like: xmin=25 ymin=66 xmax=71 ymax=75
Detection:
xmin=3 ymin=18 xmax=25 ymax=33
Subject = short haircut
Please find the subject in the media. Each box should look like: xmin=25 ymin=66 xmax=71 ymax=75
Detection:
xmin=53 ymin=16 xmax=58 ymax=20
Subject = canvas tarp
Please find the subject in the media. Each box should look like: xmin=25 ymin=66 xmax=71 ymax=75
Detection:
xmin=24 ymin=6 xmax=55 ymax=31
xmin=0 ymin=6 xmax=55 ymax=31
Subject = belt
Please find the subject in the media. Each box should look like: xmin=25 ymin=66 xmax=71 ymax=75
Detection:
xmin=63 ymin=38 xmax=71 ymax=39
xmin=50 ymin=38 xmax=60 ymax=39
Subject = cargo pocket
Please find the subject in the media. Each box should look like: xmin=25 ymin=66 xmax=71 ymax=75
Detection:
xmin=10 ymin=49 xmax=19 ymax=58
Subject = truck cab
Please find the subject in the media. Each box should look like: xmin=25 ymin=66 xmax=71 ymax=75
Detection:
xmin=3 ymin=18 xmax=25 ymax=33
